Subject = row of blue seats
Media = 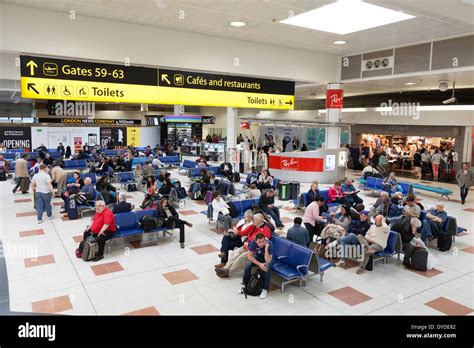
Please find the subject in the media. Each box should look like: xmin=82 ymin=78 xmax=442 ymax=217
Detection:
xmin=113 ymin=210 xmax=173 ymax=239
xmin=206 ymin=198 xmax=259 ymax=227
xmin=271 ymin=236 xmax=335 ymax=292
xmin=359 ymin=176 xmax=412 ymax=195
xmin=296 ymin=190 xmax=342 ymax=209
xmin=244 ymin=173 xmax=280 ymax=191
xmin=6 ymin=159 xmax=88 ymax=173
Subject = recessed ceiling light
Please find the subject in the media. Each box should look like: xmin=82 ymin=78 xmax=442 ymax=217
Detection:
xmin=280 ymin=1 xmax=415 ymax=35
xmin=333 ymin=40 xmax=347 ymax=45
xmin=230 ymin=21 xmax=246 ymax=27
xmin=404 ymin=82 xmax=417 ymax=86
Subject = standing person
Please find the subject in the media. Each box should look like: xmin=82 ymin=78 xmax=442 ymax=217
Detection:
xmin=12 ymin=153 xmax=29 ymax=194
xmin=431 ymin=149 xmax=443 ymax=181
xmin=31 ymin=164 xmax=54 ymax=224
xmin=78 ymin=200 xmax=116 ymax=261
xmin=57 ymin=142 xmax=65 ymax=158
xmin=156 ymin=198 xmax=193 ymax=248
xmin=456 ymin=162 xmax=473 ymax=204
xmin=133 ymin=164 xmax=144 ymax=192
xmin=421 ymin=149 xmax=431 ymax=178
xmin=65 ymin=146 xmax=72 ymax=159
xmin=50 ymin=160 xmax=67 ymax=197
xmin=302 ymin=196 xmax=327 ymax=246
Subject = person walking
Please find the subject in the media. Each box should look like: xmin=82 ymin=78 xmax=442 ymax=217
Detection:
xmin=12 ymin=153 xmax=30 ymax=194
xmin=31 ymin=164 xmax=54 ymax=224
xmin=456 ymin=162 xmax=473 ymax=204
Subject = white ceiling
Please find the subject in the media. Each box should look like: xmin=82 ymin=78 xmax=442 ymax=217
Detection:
xmin=295 ymin=70 xmax=474 ymax=98
xmin=2 ymin=0 xmax=473 ymax=54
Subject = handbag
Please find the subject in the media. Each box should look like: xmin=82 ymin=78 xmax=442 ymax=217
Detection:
xmin=314 ymin=244 xmax=327 ymax=258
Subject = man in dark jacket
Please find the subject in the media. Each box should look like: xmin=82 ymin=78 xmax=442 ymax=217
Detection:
xmin=336 ymin=211 xmax=371 ymax=266
xmin=391 ymin=217 xmax=422 ymax=269
xmin=258 ymin=189 xmax=283 ymax=229
xmin=112 ymin=193 xmax=133 ymax=214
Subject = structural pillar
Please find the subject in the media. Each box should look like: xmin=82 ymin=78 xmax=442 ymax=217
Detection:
xmin=325 ymin=82 xmax=343 ymax=149
xmin=226 ymin=107 xmax=238 ymax=164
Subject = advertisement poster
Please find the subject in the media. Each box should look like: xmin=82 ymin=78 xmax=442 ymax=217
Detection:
xmin=73 ymin=137 xmax=83 ymax=153
xmin=100 ymin=127 xmax=127 ymax=148
xmin=325 ymin=154 xmax=336 ymax=171
xmin=306 ymin=128 xmax=326 ymax=150
xmin=0 ymin=127 xmax=32 ymax=150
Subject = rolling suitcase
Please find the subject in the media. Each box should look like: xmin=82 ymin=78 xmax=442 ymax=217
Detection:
xmin=411 ymin=247 xmax=428 ymax=271
xmin=20 ymin=178 xmax=30 ymax=193
xmin=67 ymin=197 xmax=79 ymax=220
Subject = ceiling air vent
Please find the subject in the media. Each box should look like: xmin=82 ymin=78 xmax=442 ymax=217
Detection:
xmin=361 ymin=56 xmax=393 ymax=71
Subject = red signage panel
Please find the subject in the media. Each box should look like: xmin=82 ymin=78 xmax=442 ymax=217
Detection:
xmin=269 ymin=155 xmax=324 ymax=172
xmin=240 ymin=121 xmax=250 ymax=129
xmin=326 ymin=89 xmax=343 ymax=109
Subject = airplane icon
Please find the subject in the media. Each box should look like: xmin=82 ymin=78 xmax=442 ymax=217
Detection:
xmin=43 ymin=62 xmax=58 ymax=77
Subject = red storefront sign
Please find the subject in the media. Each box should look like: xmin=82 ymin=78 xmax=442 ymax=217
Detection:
xmin=326 ymin=89 xmax=343 ymax=109
xmin=269 ymin=155 xmax=324 ymax=172
xmin=240 ymin=121 xmax=250 ymax=129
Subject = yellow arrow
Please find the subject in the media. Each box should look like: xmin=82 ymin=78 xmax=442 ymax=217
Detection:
xmin=161 ymin=74 xmax=171 ymax=85
xmin=26 ymin=60 xmax=38 ymax=76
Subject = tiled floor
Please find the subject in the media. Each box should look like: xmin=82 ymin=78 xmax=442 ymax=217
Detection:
xmin=1 ymin=163 xmax=473 ymax=315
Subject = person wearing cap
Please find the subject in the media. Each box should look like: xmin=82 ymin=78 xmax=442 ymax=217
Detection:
xmin=336 ymin=210 xmax=372 ymax=267
xmin=79 ymin=200 xmax=116 ymax=261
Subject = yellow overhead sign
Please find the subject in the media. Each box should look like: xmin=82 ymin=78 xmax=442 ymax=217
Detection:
xmin=20 ymin=56 xmax=295 ymax=110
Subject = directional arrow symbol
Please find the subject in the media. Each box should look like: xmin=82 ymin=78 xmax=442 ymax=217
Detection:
xmin=161 ymin=74 xmax=171 ymax=85
xmin=285 ymin=100 xmax=293 ymax=106
xmin=27 ymin=83 xmax=39 ymax=94
xmin=26 ymin=60 xmax=38 ymax=76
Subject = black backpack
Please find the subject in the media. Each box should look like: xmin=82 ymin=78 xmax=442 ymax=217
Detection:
xmin=227 ymin=202 xmax=239 ymax=218
xmin=141 ymin=215 xmax=157 ymax=232
xmin=411 ymin=247 xmax=428 ymax=271
xmin=233 ymin=172 xmax=240 ymax=183
xmin=127 ymin=183 xmax=137 ymax=192
xmin=176 ymin=187 xmax=187 ymax=199
xmin=437 ymin=231 xmax=452 ymax=252
xmin=243 ymin=269 xmax=265 ymax=298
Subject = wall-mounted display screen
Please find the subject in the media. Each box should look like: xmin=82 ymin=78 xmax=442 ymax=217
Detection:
xmin=325 ymin=154 xmax=336 ymax=171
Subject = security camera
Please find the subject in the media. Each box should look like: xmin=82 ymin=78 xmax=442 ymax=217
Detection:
xmin=442 ymin=97 xmax=457 ymax=105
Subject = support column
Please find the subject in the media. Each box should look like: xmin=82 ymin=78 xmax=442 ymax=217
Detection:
xmin=226 ymin=107 xmax=238 ymax=165
xmin=325 ymin=82 xmax=343 ymax=149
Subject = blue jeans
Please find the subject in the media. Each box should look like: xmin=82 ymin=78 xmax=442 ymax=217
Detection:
xmin=243 ymin=259 xmax=273 ymax=291
xmin=191 ymin=182 xmax=201 ymax=193
xmin=262 ymin=206 xmax=282 ymax=227
xmin=36 ymin=192 xmax=52 ymax=221
xmin=420 ymin=219 xmax=440 ymax=242
xmin=338 ymin=233 xmax=360 ymax=261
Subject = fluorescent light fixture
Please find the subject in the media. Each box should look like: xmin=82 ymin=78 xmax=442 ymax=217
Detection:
xmin=404 ymin=82 xmax=417 ymax=86
xmin=230 ymin=21 xmax=246 ymax=27
xmin=333 ymin=40 xmax=348 ymax=45
xmin=280 ymin=1 xmax=415 ymax=35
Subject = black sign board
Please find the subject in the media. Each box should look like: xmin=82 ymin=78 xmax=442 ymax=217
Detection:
xmin=100 ymin=127 xmax=127 ymax=148
xmin=21 ymin=55 xmax=157 ymax=86
xmin=202 ymin=116 xmax=215 ymax=124
xmin=158 ymin=68 xmax=294 ymax=95
xmin=0 ymin=127 xmax=32 ymax=150
xmin=38 ymin=118 xmax=141 ymax=125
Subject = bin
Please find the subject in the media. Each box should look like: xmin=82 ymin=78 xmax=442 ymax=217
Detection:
xmin=278 ymin=181 xmax=290 ymax=201
xmin=289 ymin=181 xmax=300 ymax=200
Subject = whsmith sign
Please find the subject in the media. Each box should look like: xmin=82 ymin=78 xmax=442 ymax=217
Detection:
xmin=21 ymin=56 xmax=295 ymax=110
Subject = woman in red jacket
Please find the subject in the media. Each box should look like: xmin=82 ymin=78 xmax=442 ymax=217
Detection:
xmin=328 ymin=181 xmax=346 ymax=205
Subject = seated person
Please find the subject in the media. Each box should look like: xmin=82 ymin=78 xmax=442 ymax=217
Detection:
xmin=306 ymin=181 xmax=320 ymax=207
xmin=321 ymin=205 xmax=352 ymax=247
xmin=77 ymin=200 xmax=116 ymax=262
xmin=188 ymin=169 xmax=210 ymax=197
xmin=391 ymin=217 xmax=422 ymax=269
xmin=391 ymin=191 xmax=404 ymax=206
xmin=42 ymin=153 xmax=54 ymax=167
xmin=0 ymin=155 xmax=9 ymax=173
xmin=79 ymin=177 xmax=96 ymax=201
xmin=152 ymin=156 xmax=164 ymax=169
xmin=60 ymin=171 xmax=84 ymax=213
xmin=133 ymin=164 xmax=144 ymax=191
xmin=156 ymin=198 xmax=193 ymax=248
xmin=158 ymin=173 xmax=172 ymax=195
xmin=355 ymin=215 xmax=390 ymax=274
xmin=302 ymin=197 xmax=327 ymax=246
xmin=75 ymin=150 xmax=87 ymax=160
xmin=245 ymin=183 xmax=261 ymax=199
xmin=195 ymin=155 xmax=208 ymax=167
xmin=382 ymin=172 xmax=398 ymax=194
xmin=96 ymin=176 xmax=117 ymax=205
xmin=257 ymin=169 xmax=273 ymax=191
xmin=403 ymin=195 xmax=421 ymax=219
xmin=95 ymin=157 xmax=109 ymax=175
xmin=112 ymin=192 xmax=134 ymax=214
xmin=420 ymin=203 xmax=447 ymax=243
xmin=219 ymin=162 xmax=234 ymax=181
xmin=216 ymin=210 xmax=254 ymax=268
xmin=258 ymin=189 xmax=284 ymax=229
xmin=328 ymin=181 xmax=345 ymax=205
xmin=286 ymin=217 xmax=309 ymax=247
xmin=215 ymin=213 xmax=271 ymax=279
xmin=142 ymin=163 xmax=156 ymax=180
xmin=337 ymin=210 xmax=371 ymax=267
xmin=113 ymin=155 xmax=127 ymax=172
xmin=369 ymin=191 xmax=391 ymax=218
xmin=140 ymin=176 xmax=158 ymax=209
xmin=211 ymin=191 xmax=233 ymax=230
xmin=341 ymin=178 xmax=363 ymax=207
xmin=350 ymin=203 xmax=365 ymax=221
xmin=362 ymin=162 xmax=382 ymax=179
xmin=240 ymin=233 xmax=273 ymax=299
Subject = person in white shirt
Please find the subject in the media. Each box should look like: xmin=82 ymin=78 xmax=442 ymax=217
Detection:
xmin=431 ymin=149 xmax=443 ymax=181
xmin=152 ymin=156 xmax=164 ymax=169
xmin=356 ymin=215 xmax=389 ymax=274
xmin=245 ymin=183 xmax=261 ymax=199
xmin=211 ymin=191 xmax=233 ymax=230
xmin=31 ymin=164 xmax=54 ymax=224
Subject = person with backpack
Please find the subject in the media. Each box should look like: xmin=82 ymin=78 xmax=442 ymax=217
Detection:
xmin=156 ymin=198 xmax=193 ymax=248
xmin=215 ymin=213 xmax=271 ymax=279
xmin=240 ymin=233 xmax=273 ymax=299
